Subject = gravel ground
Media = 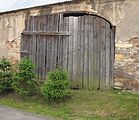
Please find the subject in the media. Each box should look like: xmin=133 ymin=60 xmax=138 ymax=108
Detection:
xmin=0 ymin=106 xmax=53 ymax=120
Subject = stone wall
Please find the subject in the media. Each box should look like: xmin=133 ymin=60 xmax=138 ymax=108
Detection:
xmin=0 ymin=0 xmax=139 ymax=89
xmin=115 ymin=37 xmax=139 ymax=90
xmin=91 ymin=0 xmax=139 ymax=90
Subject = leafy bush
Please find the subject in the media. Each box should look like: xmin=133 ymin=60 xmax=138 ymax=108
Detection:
xmin=41 ymin=68 xmax=70 ymax=102
xmin=0 ymin=57 xmax=13 ymax=94
xmin=12 ymin=58 xmax=36 ymax=96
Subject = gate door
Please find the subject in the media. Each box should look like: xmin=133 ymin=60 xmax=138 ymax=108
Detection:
xmin=21 ymin=13 xmax=115 ymax=90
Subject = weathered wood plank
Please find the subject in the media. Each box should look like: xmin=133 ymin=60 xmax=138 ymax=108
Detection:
xmin=83 ymin=15 xmax=89 ymax=88
xmin=105 ymin=21 xmax=111 ymax=89
xmin=110 ymin=26 xmax=115 ymax=89
xmin=45 ymin=15 xmax=51 ymax=76
xmin=35 ymin=35 xmax=39 ymax=79
xmin=42 ymin=15 xmax=47 ymax=80
xmin=32 ymin=16 xmax=37 ymax=65
xmin=32 ymin=16 xmax=37 ymax=76
xmin=93 ymin=16 xmax=99 ymax=90
xmin=29 ymin=36 xmax=32 ymax=59
xmin=60 ymin=36 xmax=64 ymax=68
xmin=88 ymin=15 xmax=94 ymax=89
xmin=44 ymin=15 xmax=49 ymax=78
xmin=57 ymin=36 xmax=60 ymax=67
xmin=38 ymin=16 xmax=42 ymax=79
xmin=96 ymin=17 xmax=101 ymax=90
xmin=99 ymin=18 xmax=106 ymax=90
xmin=59 ymin=14 xmax=63 ymax=32
xmin=48 ymin=15 xmax=52 ymax=71
xmin=45 ymin=36 xmax=48 ymax=77
xmin=39 ymin=36 xmax=43 ymax=79
xmin=80 ymin=16 xmax=84 ymax=88
xmin=58 ymin=14 xmax=64 ymax=68
xmin=53 ymin=36 xmax=58 ymax=69
xmin=51 ymin=37 xmax=55 ymax=70
xmin=47 ymin=37 xmax=52 ymax=72
xmin=53 ymin=14 xmax=60 ymax=69
xmin=50 ymin=14 xmax=55 ymax=70
xmin=41 ymin=38 xmax=45 ymax=79
xmin=72 ymin=17 xmax=78 ymax=88
xmin=63 ymin=17 xmax=69 ymax=71
xmin=40 ymin=16 xmax=46 ymax=80
xmin=76 ymin=16 xmax=82 ymax=89
xmin=68 ymin=16 xmax=74 ymax=86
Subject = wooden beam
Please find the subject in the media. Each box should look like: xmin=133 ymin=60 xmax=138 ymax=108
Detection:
xmin=22 ymin=31 xmax=71 ymax=36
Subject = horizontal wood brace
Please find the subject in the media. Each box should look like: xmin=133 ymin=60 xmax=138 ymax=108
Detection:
xmin=22 ymin=31 xmax=71 ymax=36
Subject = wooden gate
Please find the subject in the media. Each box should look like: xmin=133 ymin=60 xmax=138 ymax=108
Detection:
xmin=21 ymin=13 xmax=115 ymax=90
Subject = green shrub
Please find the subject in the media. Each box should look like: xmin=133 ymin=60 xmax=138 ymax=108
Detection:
xmin=41 ymin=68 xmax=70 ymax=102
xmin=0 ymin=57 xmax=13 ymax=94
xmin=12 ymin=58 xmax=36 ymax=96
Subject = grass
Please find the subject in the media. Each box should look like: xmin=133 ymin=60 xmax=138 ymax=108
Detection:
xmin=0 ymin=90 xmax=139 ymax=120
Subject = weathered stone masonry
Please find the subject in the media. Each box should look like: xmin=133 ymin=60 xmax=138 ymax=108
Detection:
xmin=0 ymin=0 xmax=139 ymax=89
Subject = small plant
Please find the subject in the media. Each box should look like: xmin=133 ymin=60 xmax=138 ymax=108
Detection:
xmin=12 ymin=58 xmax=36 ymax=96
xmin=0 ymin=57 xmax=13 ymax=94
xmin=41 ymin=68 xmax=70 ymax=102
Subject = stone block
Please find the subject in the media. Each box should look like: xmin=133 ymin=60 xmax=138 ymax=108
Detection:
xmin=116 ymin=43 xmax=133 ymax=48
xmin=129 ymin=37 xmax=139 ymax=47
xmin=115 ymin=70 xmax=135 ymax=80
xmin=123 ymin=80 xmax=139 ymax=90
xmin=115 ymin=54 xmax=125 ymax=62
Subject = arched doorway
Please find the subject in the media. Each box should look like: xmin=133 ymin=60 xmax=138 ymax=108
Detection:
xmin=21 ymin=12 xmax=115 ymax=90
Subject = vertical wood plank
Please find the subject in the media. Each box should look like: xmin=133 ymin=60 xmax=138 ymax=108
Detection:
xmin=57 ymin=36 xmax=61 ymax=67
xmin=50 ymin=15 xmax=55 ymax=70
xmin=68 ymin=16 xmax=73 ymax=86
xmin=45 ymin=36 xmax=48 ymax=77
xmin=72 ymin=17 xmax=78 ymax=88
xmin=39 ymin=15 xmax=46 ymax=79
xmin=80 ymin=16 xmax=84 ymax=88
xmin=93 ymin=16 xmax=99 ymax=90
xmin=88 ymin=15 xmax=94 ymax=89
xmin=44 ymin=15 xmax=48 ymax=78
xmin=63 ymin=17 xmax=69 ymax=71
xmin=33 ymin=16 xmax=38 ymax=76
xmin=35 ymin=35 xmax=39 ymax=79
xmin=53 ymin=14 xmax=60 ymax=69
xmin=38 ymin=16 xmax=42 ymax=79
xmin=76 ymin=16 xmax=82 ymax=89
xmin=47 ymin=15 xmax=52 ymax=72
xmin=96 ymin=17 xmax=101 ymax=90
xmin=105 ymin=21 xmax=111 ymax=89
xmin=110 ymin=26 xmax=115 ymax=89
xmin=58 ymin=14 xmax=64 ymax=68
xmin=53 ymin=36 xmax=58 ymax=69
xmin=99 ymin=19 xmax=106 ymax=90
xmin=42 ymin=15 xmax=47 ymax=80
xmin=83 ymin=15 xmax=89 ymax=88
